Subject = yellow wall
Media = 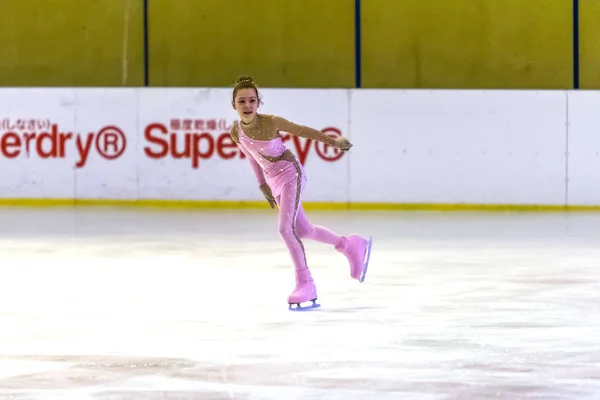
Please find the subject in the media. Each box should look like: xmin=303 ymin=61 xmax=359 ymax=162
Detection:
xmin=0 ymin=0 xmax=594 ymax=90
xmin=147 ymin=0 xmax=355 ymax=88
xmin=361 ymin=0 xmax=573 ymax=89
xmin=0 ymin=0 xmax=144 ymax=87
xmin=579 ymin=0 xmax=600 ymax=89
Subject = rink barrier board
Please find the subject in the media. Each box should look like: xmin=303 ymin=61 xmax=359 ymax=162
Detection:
xmin=1 ymin=198 xmax=600 ymax=213
xmin=1 ymin=88 xmax=600 ymax=208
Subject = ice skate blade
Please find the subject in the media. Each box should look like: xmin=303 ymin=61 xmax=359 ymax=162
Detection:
xmin=288 ymin=299 xmax=321 ymax=311
xmin=358 ymin=236 xmax=373 ymax=283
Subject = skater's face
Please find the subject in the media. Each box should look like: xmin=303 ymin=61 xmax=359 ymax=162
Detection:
xmin=233 ymin=88 xmax=259 ymax=123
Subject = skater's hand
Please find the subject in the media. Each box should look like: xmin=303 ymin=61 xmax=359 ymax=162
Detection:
xmin=259 ymin=183 xmax=276 ymax=209
xmin=334 ymin=137 xmax=353 ymax=151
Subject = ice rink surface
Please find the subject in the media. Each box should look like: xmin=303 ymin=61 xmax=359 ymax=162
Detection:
xmin=0 ymin=207 xmax=599 ymax=400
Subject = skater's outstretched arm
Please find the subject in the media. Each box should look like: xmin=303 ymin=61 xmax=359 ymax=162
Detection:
xmin=272 ymin=116 xmax=353 ymax=150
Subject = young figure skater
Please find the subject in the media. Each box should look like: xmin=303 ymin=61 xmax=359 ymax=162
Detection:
xmin=229 ymin=76 xmax=372 ymax=310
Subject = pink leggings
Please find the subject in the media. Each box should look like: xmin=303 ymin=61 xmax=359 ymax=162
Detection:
xmin=275 ymin=177 xmax=343 ymax=274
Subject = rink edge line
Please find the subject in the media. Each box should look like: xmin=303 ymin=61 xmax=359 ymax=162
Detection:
xmin=0 ymin=198 xmax=600 ymax=212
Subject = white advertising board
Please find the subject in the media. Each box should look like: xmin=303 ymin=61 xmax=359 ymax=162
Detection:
xmin=565 ymin=91 xmax=600 ymax=206
xmin=0 ymin=87 xmax=600 ymax=208
xmin=0 ymin=88 xmax=350 ymax=204
xmin=0 ymin=88 xmax=76 ymax=199
xmin=349 ymin=90 xmax=568 ymax=205
xmin=135 ymin=88 xmax=350 ymax=202
xmin=73 ymin=89 xmax=138 ymax=200
xmin=136 ymin=88 xmax=247 ymax=201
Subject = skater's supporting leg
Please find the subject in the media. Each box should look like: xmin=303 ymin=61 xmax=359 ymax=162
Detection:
xmin=276 ymin=176 xmax=317 ymax=304
xmin=277 ymin=182 xmax=308 ymax=275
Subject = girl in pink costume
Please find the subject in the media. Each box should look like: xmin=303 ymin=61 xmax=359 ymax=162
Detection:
xmin=229 ymin=76 xmax=372 ymax=310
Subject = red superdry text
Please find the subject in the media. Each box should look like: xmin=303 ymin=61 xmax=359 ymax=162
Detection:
xmin=143 ymin=123 xmax=343 ymax=169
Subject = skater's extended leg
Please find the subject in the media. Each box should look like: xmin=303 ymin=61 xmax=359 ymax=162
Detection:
xmin=276 ymin=177 xmax=317 ymax=304
xmin=334 ymin=233 xmax=371 ymax=281
xmin=295 ymin=205 xmax=344 ymax=247
xmin=294 ymin=202 xmax=371 ymax=282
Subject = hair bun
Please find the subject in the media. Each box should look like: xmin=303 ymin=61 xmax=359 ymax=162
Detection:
xmin=236 ymin=75 xmax=255 ymax=85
